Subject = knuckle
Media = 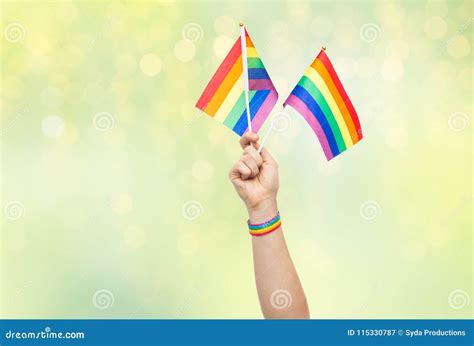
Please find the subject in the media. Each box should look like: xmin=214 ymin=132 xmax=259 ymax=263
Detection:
xmin=244 ymin=146 xmax=253 ymax=154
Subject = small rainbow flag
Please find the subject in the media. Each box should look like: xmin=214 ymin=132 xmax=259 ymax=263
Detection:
xmin=196 ymin=27 xmax=278 ymax=136
xmin=284 ymin=49 xmax=362 ymax=160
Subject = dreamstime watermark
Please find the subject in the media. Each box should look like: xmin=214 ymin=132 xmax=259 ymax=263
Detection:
xmin=359 ymin=200 xmax=381 ymax=221
xmin=271 ymin=111 xmax=292 ymax=133
xmin=270 ymin=289 xmax=292 ymax=310
xmin=447 ymin=112 xmax=470 ymax=132
xmin=5 ymin=326 xmax=85 ymax=340
xmin=3 ymin=201 xmax=25 ymax=220
xmin=182 ymin=23 xmax=203 ymax=43
xmin=4 ymin=22 xmax=26 ymax=43
xmin=359 ymin=23 xmax=381 ymax=43
xmin=93 ymin=112 xmax=115 ymax=131
xmin=92 ymin=289 xmax=114 ymax=310
xmin=448 ymin=289 xmax=470 ymax=310
xmin=181 ymin=200 xmax=203 ymax=221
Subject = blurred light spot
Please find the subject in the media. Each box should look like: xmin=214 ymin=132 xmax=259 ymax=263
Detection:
xmin=3 ymin=76 xmax=23 ymax=99
xmin=381 ymin=58 xmax=404 ymax=81
xmin=356 ymin=57 xmax=377 ymax=78
xmin=41 ymin=86 xmax=63 ymax=108
xmin=192 ymin=160 xmax=214 ymax=182
xmin=177 ymin=232 xmax=199 ymax=256
xmin=402 ymin=239 xmax=427 ymax=262
xmin=55 ymin=3 xmax=78 ymax=22
xmin=42 ymin=115 xmax=65 ymax=138
xmin=214 ymin=16 xmax=237 ymax=36
xmin=180 ymin=100 xmax=195 ymax=119
xmin=318 ymin=157 xmax=340 ymax=176
xmin=208 ymin=126 xmax=225 ymax=145
xmin=333 ymin=58 xmax=356 ymax=79
xmin=174 ymin=39 xmax=196 ymax=62
xmin=310 ymin=16 xmax=333 ymax=38
xmin=385 ymin=40 xmax=410 ymax=60
xmin=424 ymin=16 xmax=447 ymax=39
xmin=62 ymin=208 xmax=84 ymax=230
xmin=213 ymin=35 xmax=234 ymax=59
xmin=139 ymin=53 xmax=162 ymax=76
xmin=104 ymin=128 xmax=126 ymax=148
xmin=59 ymin=123 xmax=79 ymax=146
xmin=425 ymin=0 xmax=448 ymax=17
xmin=110 ymin=193 xmax=132 ymax=215
xmin=385 ymin=127 xmax=408 ymax=149
xmin=124 ymin=225 xmax=146 ymax=249
xmin=447 ymin=35 xmax=470 ymax=59
xmin=60 ymin=45 xmax=84 ymax=68
xmin=287 ymin=1 xmax=310 ymax=22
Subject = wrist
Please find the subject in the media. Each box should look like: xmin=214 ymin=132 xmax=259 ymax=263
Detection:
xmin=247 ymin=199 xmax=278 ymax=224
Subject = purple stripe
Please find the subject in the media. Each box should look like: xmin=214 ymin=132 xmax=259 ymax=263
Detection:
xmin=284 ymin=95 xmax=334 ymax=160
xmin=249 ymin=89 xmax=278 ymax=134
xmin=249 ymin=79 xmax=274 ymax=90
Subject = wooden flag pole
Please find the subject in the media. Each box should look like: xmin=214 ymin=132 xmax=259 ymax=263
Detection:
xmin=240 ymin=22 xmax=252 ymax=133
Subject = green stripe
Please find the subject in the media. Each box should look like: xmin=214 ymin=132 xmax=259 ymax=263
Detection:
xmin=298 ymin=76 xmax=346 ymax=152
xmin=248 ymin=216 xmax=280 ymax=230
xmin=247 ymin=57 xmax=264 ymax=69
xmin=223 ymin=91 xmax=257 ymax=129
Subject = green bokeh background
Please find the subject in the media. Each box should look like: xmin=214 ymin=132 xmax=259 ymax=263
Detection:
xmin=1 ymin=0 xmax=472 ymax=318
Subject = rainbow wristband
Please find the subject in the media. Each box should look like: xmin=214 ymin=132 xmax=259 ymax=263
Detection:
xmin=247 ymin=212 xmax=281 ymax=236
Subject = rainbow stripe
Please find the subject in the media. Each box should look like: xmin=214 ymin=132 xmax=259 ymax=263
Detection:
xmin=284 ymin=49 xmax=362 ymax=160
xmin=196 ymin=29 xmax=278 ymax=136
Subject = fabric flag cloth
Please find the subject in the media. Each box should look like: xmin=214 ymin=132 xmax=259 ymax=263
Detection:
xmin=284 ymin=49 xmax=363 ymax=160
xmin=195 ymin=29 xmax=278 ymax=136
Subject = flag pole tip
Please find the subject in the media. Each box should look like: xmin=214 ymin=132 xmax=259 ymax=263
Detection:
xmin=239 ymin=22 xmax=244 ymax=27
xmin=322 ymin=46 xmax=327 ymax=51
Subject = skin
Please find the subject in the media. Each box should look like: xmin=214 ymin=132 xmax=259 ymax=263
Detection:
xmin=229 ymin=132 xmax=309 ymax=319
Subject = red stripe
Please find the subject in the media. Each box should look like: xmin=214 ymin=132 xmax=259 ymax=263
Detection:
xmin=316 ymin=50 xmax=363 ymax=139
xmin=249 ymin=221 xmax=281 ymax=236
xmin=195 ymin=36 xmax=242 ymax=110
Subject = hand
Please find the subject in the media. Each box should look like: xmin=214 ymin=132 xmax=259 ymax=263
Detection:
xmin=229 ymin=133 xmax=279 ymax=222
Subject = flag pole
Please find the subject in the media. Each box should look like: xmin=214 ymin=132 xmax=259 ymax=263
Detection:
xmin=257 ymin=105 xmax=288 ymax=154
xmin=258 ymin=45 xmax=327 ymax=154
xmin=240 ymin=22 xmax=252 ymax=133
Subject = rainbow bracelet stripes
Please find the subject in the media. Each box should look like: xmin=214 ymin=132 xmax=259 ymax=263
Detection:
xmin=247 ymin=212 xmax=281 ymax=236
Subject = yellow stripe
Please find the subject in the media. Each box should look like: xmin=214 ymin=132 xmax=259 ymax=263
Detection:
xmin=214 ymin=75 xmax=243 ymax=123
xmin=304 ymin=67 xmax=353 ymax=148
xmin=246 ymin=47 xmax=258 ymax=58
xmin=249 ymin=221 xmax=281 ymax=235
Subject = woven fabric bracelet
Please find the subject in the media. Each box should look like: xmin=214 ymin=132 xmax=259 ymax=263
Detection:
xmin=247 ymin=212 xmax=281 ymax=236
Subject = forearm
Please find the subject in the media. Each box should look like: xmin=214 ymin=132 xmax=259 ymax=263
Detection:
xmin=249 ymin=201 xmax=309 ymax=319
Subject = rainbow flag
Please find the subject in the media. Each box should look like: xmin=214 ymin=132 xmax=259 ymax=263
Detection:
xmin=196 ymin=28 xmax=278 ymax=136
xmin=284 ymin=49 xmax=362 ymax=160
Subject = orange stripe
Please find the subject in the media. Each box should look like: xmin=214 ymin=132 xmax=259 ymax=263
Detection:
xmin=205 ymin=56 xmax=243 ymax=116
xmin=312 ymin=59 xmax=359 ymax=143
xmin=246 ymin=35 xmax=254 ymax=48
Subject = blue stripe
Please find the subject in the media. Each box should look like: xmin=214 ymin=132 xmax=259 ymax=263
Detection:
xmin=291 ymin=85 xmax=340 ymax=156
xmin=232 ymin=90 xmax=270 ymax=136
xmin=248 ymin=68 xmax=269 ymax=80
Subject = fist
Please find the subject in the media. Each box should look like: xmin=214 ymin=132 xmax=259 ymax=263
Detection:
xmin=229 ymin=133 xmax=279 ymax=213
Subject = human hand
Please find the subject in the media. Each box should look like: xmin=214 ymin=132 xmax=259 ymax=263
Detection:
xmin=229 ymin=133 xmax=279 ymax=222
